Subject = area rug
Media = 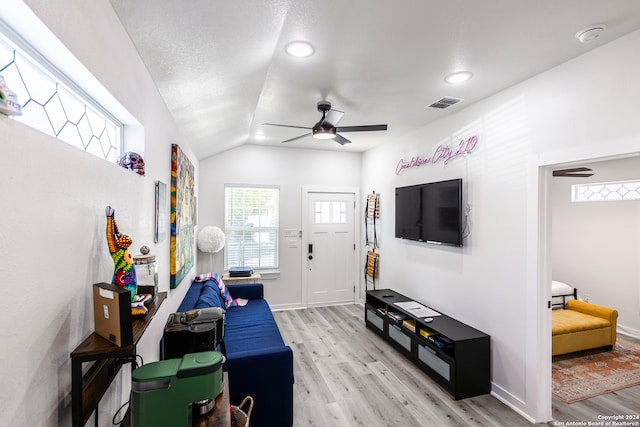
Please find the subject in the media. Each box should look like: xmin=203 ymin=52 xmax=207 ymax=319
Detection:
xmin=552 ymin=337 xmax=640 ymax=403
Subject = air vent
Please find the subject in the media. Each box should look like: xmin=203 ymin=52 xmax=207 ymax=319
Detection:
xmin=428 ymin=97 xmax=463 ymax=109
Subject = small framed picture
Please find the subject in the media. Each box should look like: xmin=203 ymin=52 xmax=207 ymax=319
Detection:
xmin=155 ymin=181 xmax=167 ymax=243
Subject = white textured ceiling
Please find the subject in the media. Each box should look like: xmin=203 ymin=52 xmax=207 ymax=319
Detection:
xmin=110 ymin=0 xmax=640 ymax=160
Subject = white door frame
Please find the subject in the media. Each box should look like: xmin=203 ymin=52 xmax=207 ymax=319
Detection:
xmin=302 ymin=186 xmax=361 ymax=308
xmin=529 ymin=136 xmax=639 ymax=423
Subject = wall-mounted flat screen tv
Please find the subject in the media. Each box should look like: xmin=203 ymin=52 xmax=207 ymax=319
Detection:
xmin=395 ymin=178 xmax=463 ymax=247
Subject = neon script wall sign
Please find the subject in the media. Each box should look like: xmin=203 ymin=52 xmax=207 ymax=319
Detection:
xmin=395 ymin=135 xmax=479 ymax=175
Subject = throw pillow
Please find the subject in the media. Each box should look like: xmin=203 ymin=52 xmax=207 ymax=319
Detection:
xmin=196 ymin=280 xmax=225 ymax=310
xmin=218 ymin=278 xmax=237 ymax=309
xmin=193 ymin=272 xmax=249 ymax=308
xmin=194 ymin=272 xmax=216 ymax=283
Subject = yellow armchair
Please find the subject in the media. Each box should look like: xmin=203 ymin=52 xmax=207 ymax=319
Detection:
xmin=552 ymin=300 xmax=618 ymax=356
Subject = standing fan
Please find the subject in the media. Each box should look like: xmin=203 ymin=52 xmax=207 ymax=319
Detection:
xmin=263 ymin=101 xmax=387 ymax=145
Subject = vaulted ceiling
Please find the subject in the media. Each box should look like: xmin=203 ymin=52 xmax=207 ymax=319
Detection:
xmin=110 ymin=1 xmax=640 ymax=160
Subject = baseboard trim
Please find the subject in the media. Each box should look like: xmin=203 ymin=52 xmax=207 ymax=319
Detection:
xmin=490 ymin=383 xmax=539 ymax=424
xmin=618 ymin=325 xmax=640 ymax=340
xmin=270 ymin=303 xmax=306 ymax=311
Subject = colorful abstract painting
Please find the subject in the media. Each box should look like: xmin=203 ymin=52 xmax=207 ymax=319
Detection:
xmin=170 ymin=144 xmax=196 ymax=288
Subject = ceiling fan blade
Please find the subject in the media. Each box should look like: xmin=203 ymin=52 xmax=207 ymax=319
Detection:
xmin=263 ymin=123 xmax=311 ymax=130
xmin=553 ymin=172 xmax=594 ymax=177
xmin=282 ymin=133 xmax=311 ymax=143
xmin=324 ymin=109 xmax=344 ymax=127
xmin=337 ymin=124 xmax=388 ymax=132
xmin=333 ymin=134 xmax=351 ymax=145
xmin=553 ymin=167 xmax=594 ymax=177
xmin=554 ymin=167 xmax=592 ymax=174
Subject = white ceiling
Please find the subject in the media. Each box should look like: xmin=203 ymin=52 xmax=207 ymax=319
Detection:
xmin=109 ymin=1 xmax=640 ymax=160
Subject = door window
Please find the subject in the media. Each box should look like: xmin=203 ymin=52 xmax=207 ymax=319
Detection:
xmin=314 ymin=200 xmax=347 ymax=224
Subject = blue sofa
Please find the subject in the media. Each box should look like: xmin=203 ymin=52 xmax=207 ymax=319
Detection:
xmin=177 ymin=280 xmax=294 ymax=427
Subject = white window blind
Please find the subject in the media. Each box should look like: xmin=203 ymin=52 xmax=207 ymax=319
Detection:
xmin=224 ymin=185 xmax=279 ymax=271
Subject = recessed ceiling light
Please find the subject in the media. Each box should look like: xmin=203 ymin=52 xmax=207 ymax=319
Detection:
xmin=285 ymin=41 xmax=314 ymax=57
xmin=444 ymin=71 xmax=473 ymax=84
xmin=254 ymin=133 xmax=266 ymax=140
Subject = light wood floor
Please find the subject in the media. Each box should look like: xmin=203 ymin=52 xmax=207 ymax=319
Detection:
xmin=273 ymin=304 xmax=533 ymax=427
xmin=273 ymin=304 xmax=640 ymax=427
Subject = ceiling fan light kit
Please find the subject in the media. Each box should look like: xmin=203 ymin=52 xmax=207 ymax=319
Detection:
xmin=312 ymin=127 xmax=336 ymax=140
xmin=264 ymin=100 xmax=387 ymax=146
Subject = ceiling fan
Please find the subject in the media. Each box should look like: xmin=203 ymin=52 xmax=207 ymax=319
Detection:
xmin=263 ymin=101 xmax=388 ymax=145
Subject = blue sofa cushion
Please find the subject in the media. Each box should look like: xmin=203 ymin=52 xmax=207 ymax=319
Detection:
xmin=224 ymin=300 xmax=285 ymax=353
xmin=195 ymin=280 xmax=225 ymax=309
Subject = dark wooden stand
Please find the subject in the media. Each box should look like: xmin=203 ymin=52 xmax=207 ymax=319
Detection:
xmin=70 ymin=292 xmax=166 ymax=427
xmin=194 ymin=372 xmax=231 ymax=427
xmin=365 ymin=289 xmax=490 ymax=399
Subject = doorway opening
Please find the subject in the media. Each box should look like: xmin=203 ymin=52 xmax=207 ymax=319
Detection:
xmin=537 ymin=150 xmax=640 ymax=422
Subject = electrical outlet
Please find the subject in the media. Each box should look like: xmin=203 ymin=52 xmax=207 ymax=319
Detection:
xmin=584 ymin=294 xmax=590 ymax=302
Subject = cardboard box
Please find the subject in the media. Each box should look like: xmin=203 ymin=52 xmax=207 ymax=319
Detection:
xmin=93 ymin=283 xmax=133 ymax=347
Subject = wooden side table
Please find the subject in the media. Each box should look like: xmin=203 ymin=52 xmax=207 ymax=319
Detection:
xmin=70 ymin=292 xmax=166 ymax=427
xmin=194 ymin=373 xmax=231 ymax=427
xmin=222 ymin=273 xmax=261 ymax=283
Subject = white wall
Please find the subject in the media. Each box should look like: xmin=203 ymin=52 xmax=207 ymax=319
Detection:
xmin=0 ymin=1 xmax=198 ymax=426
xmin=551 ymin=157 xmax=640 ymax=336
xmin=198 ymin=144 xmax=361 ymax=309
xmin=361 ymin=30 xmax=640 ymax=422
xmin=2 ymin=2 xmax=640 ymax=425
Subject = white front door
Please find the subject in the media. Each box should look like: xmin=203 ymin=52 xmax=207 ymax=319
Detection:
xmin=306 ymin=192 xmax=356 ymax=306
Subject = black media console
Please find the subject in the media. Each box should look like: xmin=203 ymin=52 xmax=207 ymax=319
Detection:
xmin=365 ymin=289 xmax=490 ymax=400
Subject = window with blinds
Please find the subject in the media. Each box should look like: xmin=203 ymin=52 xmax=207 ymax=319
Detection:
xmin=224 ymin=185 xmax=279 ymax=271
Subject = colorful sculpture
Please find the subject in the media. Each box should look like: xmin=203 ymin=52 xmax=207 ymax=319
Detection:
xmin=106 ymin=206 xmax=151 ymax=317
xmin=116 ymin=152 xmax=145 ymax=176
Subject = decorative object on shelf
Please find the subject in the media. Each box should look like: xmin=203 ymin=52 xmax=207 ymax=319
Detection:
xmin=155 ymin=181 xmax=167 ymax=243
xmin=170 ymin=144 xmax=196 ymax=288
xmin=0 ymin=75 xmax=22 ymax=116
xmin=116 ymin=151 xmax=145 ymax=176
xmin=364 ymin=250 xmax=379 ymax=290
xmin=133 ymin=250 xmax=158 ymax=297
xmin=105 ymin=206 xmax=151 ymax=317
xmin=365 ymin=191 xmax=380 ymax=249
